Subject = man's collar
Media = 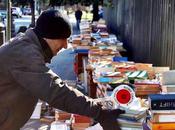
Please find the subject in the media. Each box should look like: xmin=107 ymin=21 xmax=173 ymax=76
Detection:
xmin=33 ymin=29 xmax=53 ymax=63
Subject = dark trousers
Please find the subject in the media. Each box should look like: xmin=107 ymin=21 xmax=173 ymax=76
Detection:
xmin=76 ymin=19 xmax=81 ymax=31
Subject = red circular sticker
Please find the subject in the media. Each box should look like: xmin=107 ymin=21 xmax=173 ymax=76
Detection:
xmin=115 ymin=89 xmax=131 ymax=104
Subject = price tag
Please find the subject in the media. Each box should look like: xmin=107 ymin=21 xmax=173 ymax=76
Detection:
xmin=112 ymin=84 xmax=135 ymax=107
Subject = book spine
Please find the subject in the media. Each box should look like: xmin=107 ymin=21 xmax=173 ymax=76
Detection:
xmin=118 ymin=116 xmax=138 ymax=122
xmin=151 ymin=110 xmax=175 ymax=114
xmin=150 ymin=100 xmax=175 ymax=110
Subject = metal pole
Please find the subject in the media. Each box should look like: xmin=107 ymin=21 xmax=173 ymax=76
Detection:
xmin=0 ymin=23 xmax=5 ymax=45
xmin=6 ymin=0 xmax=12 ymax=41
xmin=30 ymin=0 xmax=35 ymax=27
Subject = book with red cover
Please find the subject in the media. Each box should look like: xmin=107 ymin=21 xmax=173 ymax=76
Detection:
xmin=72 ymin=114 xmax=92 ymax=123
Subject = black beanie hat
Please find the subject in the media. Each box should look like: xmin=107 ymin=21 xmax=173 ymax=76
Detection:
xmin=34 ymin=9 xmax=72 ymax=39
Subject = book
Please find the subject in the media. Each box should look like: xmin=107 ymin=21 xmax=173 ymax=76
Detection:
xmin=136 ymin=91 xmax=160 ymax=97
xmin=151 ymin=109 xmax=175 ymax=114
xmin=135 ymin=85 xmax=161 ymax=91
xmin=72 ymin=37 xmax=82 ymax=45
xmin=135 ymin=82 xmax=161 ymax=97
xmin=151 ymin=113 xmax=175 ymax=123
xmin=71 ymin=123 xmax=90 ymax=129
xmin=148 ymin=110 xmax=175 ymax=123
xmin=148 ymin=94 xmax=175 ymax=110
xmin=55 ymin=111 xmax=71 ymax=121
xmin=50 ymin=121 xmax=69 ymax=130
xmin=147 ymin=119 xmax=175 ymax=130
xmin=72 ymin=114 xmax=92 ymax=123
xmin=162 ymin=70 xmax=175 ymax=85
xmin=126 ymin=70 xmax=148 ymax=79
xmin=85 ymin=123 xmax=103 ymax=130
xmin=119 ymin=110 xmax=146 ymax=121
xmin=162 ymin=85 xmax=175 ymax=93
xmin=117 ymin=118 xmax=143 ymax=128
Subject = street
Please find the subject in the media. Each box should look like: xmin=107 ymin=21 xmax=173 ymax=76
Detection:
xmin=4 ymin=15 xmax=33 ymax=35
xmin=13 ymin=15 xmax=35 ymax=33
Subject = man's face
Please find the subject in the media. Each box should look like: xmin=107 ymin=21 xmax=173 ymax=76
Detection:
xmin=44 ymin=38 xmax=68 ymax=55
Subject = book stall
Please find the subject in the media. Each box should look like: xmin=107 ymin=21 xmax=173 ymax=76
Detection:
xmin=71 ymin=20 xmax=126 ymax=95
xmin=28 ymin=20 xmax=175 ymax=130
xmin=28 ymin=69 xmax=175 ymax=130
xmin=69 ymin=19 xmax=175 ymax=130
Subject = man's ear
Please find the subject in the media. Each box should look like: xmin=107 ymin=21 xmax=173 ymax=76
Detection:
xmin=43 ymin=38 xmax=50 ymax=44
xmin=43 ymin=38 xmax=51 ymax=47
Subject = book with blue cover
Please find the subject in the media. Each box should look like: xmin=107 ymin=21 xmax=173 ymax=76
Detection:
xmin=74 ymin=49 xmax=89 ymax=54
xmin=148 ymin=94 xmax=175 ymax=110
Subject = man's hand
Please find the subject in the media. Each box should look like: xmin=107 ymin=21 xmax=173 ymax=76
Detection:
xmin=96 ymin=109 xmax=125 ymax=130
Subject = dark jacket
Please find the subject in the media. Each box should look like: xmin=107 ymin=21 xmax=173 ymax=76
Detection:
xmin=75 ymin=10 xmax=82 ymax=21
xmin=0 ymin=29 xmax=100 ymax=130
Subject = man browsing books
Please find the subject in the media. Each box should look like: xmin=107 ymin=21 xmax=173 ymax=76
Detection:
xmin=0 ymin=9 xmax=124 ymax=130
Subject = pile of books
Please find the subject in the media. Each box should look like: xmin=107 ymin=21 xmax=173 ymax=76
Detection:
xmin=118 ymin=107 xmax=147 ymax=129
xmin=134 ymin=80 xmax=161 ymax=98
xmin=143 ymin=94 xmax=175 ymax=130
xmin=80 ymin=21 xmax=92 ymax=34
xmin=91 ymin=22 xmax=108 ymax=33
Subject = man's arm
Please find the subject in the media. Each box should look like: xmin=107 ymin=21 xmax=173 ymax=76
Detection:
xmin=9 ymin=48 xmax=100 ymax=118
xmin=9 ymin=48 xmax=124 ymax=130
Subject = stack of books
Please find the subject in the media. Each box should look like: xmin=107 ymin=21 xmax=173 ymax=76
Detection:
xmin=72 ymin=36 xmax=82 ymax=45
xmin=118 ymin=108 xmax=147 ymax=129
xmin=143 ymin=94 xmax=175 ymax=130
xmin=92 ymin=22 xmax=108 ymax=33
xmin=134 ymin=80 xmax=161 ymax=98
xmin=80 ymin=22 xmax=91 ymax=34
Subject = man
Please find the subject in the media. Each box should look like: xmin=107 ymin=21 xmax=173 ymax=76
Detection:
xmin=75 ymin=7 xmax=82 ymax=30
xmin=0 ymin=10 xmax=124 ymax=130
